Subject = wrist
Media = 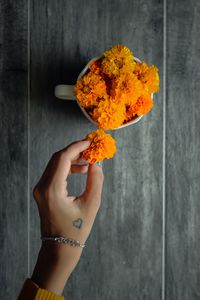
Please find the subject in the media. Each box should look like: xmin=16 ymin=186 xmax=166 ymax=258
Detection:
xmin=31 ymin=242 xmax=83 ymax=295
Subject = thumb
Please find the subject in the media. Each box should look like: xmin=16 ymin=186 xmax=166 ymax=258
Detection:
xmin=83 ymin=163 xmax=104 ymax=212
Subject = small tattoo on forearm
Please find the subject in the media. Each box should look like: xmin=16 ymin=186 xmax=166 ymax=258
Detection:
xmin=73 ymin=218 xmax=83 ymax=229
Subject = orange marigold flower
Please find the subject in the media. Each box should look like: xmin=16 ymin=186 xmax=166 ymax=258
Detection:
xmin=133 ymin=62 xmax=159 ymax=94
xmin=125 ymin=92 xmax=154 ymax=121
xmin=91 ymin=98 xmax=126 ymax=130
xmin=110 ymin=73 xmax=143 ymax=106
xmin=101 ymin=45 xmax=136 ymax=78
xmin=88 ymin=58 xmax=102 ymax=75
xmin=74 ymin=72 xmax=107 ymax=108
xmin=81 ymin=129 xmax=117 ymax=164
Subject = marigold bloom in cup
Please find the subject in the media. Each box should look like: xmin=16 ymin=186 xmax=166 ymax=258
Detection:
xmin=74 ymin=45 xmax=159 ymax=130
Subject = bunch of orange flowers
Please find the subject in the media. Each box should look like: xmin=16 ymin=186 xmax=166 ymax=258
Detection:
xmin=76 ymin=45 xmax=159 ymax=163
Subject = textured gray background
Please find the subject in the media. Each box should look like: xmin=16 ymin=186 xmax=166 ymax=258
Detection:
xmin=0 ymin=0 xmax=200 ymax=299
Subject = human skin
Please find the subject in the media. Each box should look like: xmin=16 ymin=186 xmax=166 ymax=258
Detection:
xmin=31 ymin=140 xmax=104 ymax=295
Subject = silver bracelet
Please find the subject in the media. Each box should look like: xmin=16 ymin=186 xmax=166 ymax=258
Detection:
xmin=41 ymin=236 xmax=86 ymax=248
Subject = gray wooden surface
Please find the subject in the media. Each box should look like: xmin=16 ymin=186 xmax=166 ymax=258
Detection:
xmin=0 ymin=0 xmax=200 ymax=299
xmin=0 ymin=1 xmax=28 ymax=299
xmin=166 ymin=1 xmax=200 ymax=300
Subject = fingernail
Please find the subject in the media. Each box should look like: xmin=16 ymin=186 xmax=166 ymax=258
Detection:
xmin=83 ymin=139 xmax=91 ymax=145
xmin=78 ymin=159 xmax=89 ymax=165
xmin=96 ymin=161 xmax=103 ymax=167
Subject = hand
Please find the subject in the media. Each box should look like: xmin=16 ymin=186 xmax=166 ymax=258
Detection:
xmin=33 ymin=139 xmax=104 ymax=244
xmin=31 ymin=140 xmax=104 ymax=295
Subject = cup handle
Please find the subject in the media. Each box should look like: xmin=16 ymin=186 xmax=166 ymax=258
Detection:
xmin=54 ymin=84 xmax=76 ymax=100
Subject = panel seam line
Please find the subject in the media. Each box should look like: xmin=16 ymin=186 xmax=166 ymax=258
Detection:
xmin=27 ymin=0 xmax=30 ymax=277
xmin=162 ymin=0 xmax=167 ymax=299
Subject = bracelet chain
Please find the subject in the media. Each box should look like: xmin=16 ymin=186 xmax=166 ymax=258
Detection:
xmin=41 ymin=236 xmax=86 ymax=248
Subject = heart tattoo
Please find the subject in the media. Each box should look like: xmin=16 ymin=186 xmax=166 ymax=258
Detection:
xmin=73 ymin=218 xmax=83 ymax=229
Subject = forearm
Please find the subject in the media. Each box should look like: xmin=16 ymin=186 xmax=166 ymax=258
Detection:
xmin=31 ymin=243 xmax=83 ymax=295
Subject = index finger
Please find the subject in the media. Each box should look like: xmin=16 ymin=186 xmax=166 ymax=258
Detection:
xmin=56 ymin=140 xmax=91 ymax=179
xmin=63 ymin=140 xmax=91 ymax=160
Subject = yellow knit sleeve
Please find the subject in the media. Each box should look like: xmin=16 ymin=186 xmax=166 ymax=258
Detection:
xmin=18 ymin=278 xmax=64 ymax=300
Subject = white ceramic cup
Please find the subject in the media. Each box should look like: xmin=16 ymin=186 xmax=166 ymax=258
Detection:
xmin=54 ymin=57 xmax=147 ymax=129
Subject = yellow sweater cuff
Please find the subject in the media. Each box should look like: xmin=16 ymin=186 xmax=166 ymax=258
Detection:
xmin=18 ymin=279 xmax=64 ymax=300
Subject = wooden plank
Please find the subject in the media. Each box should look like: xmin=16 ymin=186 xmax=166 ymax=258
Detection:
xmin=0 ymin=1 xmax=28 ymax=299
xmin=30 ymin=1 xmax=163 ymax=298
xmin=166 ymin=1 xmax=200 ymax=299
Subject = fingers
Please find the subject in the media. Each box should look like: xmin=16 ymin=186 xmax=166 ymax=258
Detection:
xmin=63 ymin=140 xmax=91 ymax=161
xmin=70 ymin=164 xmax=89 ymax=174
xmin=82 ymin=163 xmax=104 ymax=212
xmin=55 ymin=140 xmax=91 ymax=180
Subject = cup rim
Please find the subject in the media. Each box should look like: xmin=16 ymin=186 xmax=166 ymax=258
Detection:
xmin=76 ymin=56 xmax=151 ymax=130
